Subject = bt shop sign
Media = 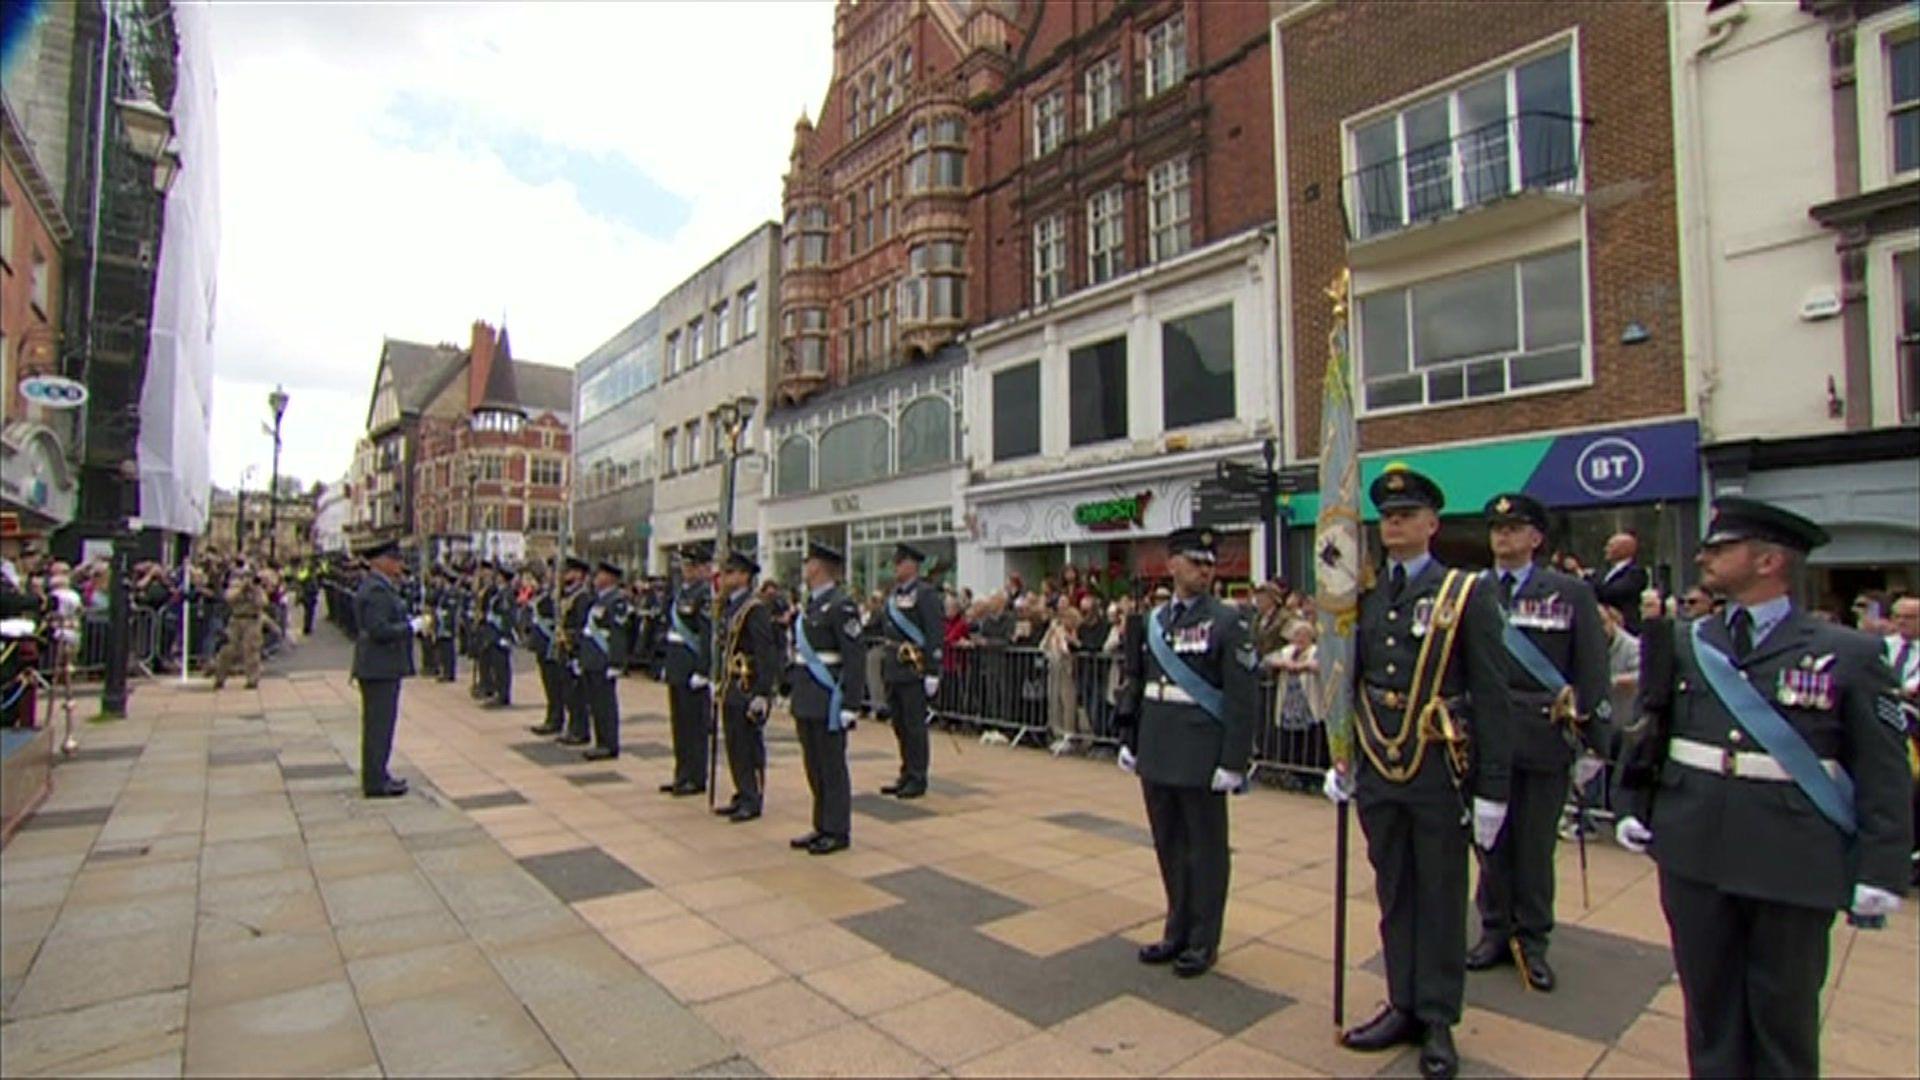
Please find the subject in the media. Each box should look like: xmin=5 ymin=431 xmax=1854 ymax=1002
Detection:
xmin=1574 ymin=437 xmax=1646 ymax=500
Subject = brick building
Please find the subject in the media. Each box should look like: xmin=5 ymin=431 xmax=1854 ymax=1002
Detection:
xmin=1274 ymin=0 xmax=1697 ymax=583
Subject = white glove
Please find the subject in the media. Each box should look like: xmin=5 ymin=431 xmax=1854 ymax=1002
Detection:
xmin=408 ymin=615 xmax=428 ymax=634
xmin=1117 ymin=746 xmax=1137 ymax=775
xmin=606 ymin=668 xmax=620 ymax=682
xmin=1472 ymin=798 xmax=1508 ymax=851
xmin=1323 ymin=767 xmax=1354 ymax=804
xmin=1615 ymin=815 xmax=1653 ymax=854
xmin=923 ymin=675 xmax=940 ymax=697
xmin=1572 ymin=754 xmax=1606 ymax=789
xmin=1210 ymin=768 xmax=1246 ymax=794
xmin=1851 ymin=885 xmax=1902 ymax=920
xmin=838 ymin=710 xmax=860 ymax=729
xmin=688 ymin=674 xmax=709 ymax=690
xmin=748 ymin=696 xmax=771 ymax=721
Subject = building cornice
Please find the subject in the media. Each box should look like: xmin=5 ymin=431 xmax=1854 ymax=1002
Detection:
xmin=966 ymin=438 xmax=1266 ymax=503
xmin=0 ymin=96 xmax=74 ymax=243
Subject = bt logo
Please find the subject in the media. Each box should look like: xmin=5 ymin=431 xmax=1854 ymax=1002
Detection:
xmin=1574 ymin=437 xmax=1644 ymax=499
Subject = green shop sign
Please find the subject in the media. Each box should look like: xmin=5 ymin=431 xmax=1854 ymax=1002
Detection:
xmin=1074 ymin=492 xmax=1153 ymax=532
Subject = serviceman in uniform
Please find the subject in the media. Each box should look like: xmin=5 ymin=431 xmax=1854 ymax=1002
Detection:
xmin=528 ymin=561 xmax=568 ymax=737
xmin=556 ymin=558 xmax=594 ymax=746
xmin=431 ymin=567 xmax=461 ymax=683
xmin=1467 ymin=492 xmax=1610 ymax=991
xmin=353 ymin=539 xmax=424 ymax=798
xmin=662 ymin=543 xmax=715 ymax=796
xmin=212 ymin=565 xmax=268 ymax=690
xmin=469 ymin=562 xmax=497 ymax=701
xmin=787 ymin=540 xmax=866 ymax=855
xmin=485 ymin=562 xmax=516 ymax=706
xmin=1114 ymin=526 xmax=1258 ymax=979
xmin=1614 ymin=496 xmax=1909 ymax=1078
xmin=576 ymin=561 xmax=632 ymax=762
xmin=878 ymin=543 xmax=944 ymax=798
xmin=417 ymin=567 xmax=441 ymax=679
xmin=1323 ymin=467 xmax=1513 ymax=1080
xmin=716 ymin=550 xmax=781 ymax=823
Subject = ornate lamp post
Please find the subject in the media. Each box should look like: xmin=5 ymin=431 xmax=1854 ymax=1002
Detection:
xmin=266 ymin=385 xmax=289 ymax=560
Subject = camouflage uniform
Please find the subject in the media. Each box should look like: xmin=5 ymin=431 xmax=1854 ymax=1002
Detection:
xmin=214 ymin=578 xmax=267 ymax=689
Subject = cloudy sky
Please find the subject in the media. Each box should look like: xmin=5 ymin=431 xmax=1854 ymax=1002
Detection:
xmin=204 ymin=2 xmax=833 ymax=490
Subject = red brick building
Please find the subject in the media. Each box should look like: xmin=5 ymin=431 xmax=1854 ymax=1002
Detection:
xmin=1 ymin=99 xmax=78 ymax=531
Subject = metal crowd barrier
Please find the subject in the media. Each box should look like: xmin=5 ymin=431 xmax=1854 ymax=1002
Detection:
xmin=45 ymin=609 xmax=166 ymax=681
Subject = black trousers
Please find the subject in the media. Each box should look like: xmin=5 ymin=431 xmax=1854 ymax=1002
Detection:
xmin=301 ymin=601 xmax=316 ymax=636
xmin=420 ymin=634 xmax=440 ymax=676
xmin=1141 ymin=780 xmax=1231 ymax=956
xmin=1474 ymin=764 xmax=1569 ymax=953
xmin=563 ymin=666 xmax=590 ymax=740
xmin=536 ymin=658 xmax=566 ymax=729
xmin=722 ymin=696 xmax=764 ymax=808
xmin=586 ymin=669 xmax=619 ymax=753
xmin=358 ymin=677 xmax=401 ymax=794
xmin=1359 ymin=786 xmax=1470 ymax=1025
xmin=668 ymin=682 xmax=712 ymax=788
xmin=1658 ymin=869 xmax=1832 ymax=1079
xmin=436 ymin=638 xmax=456 ymax=680
xmin=797 ymin=714 xmax=850 ymax=838
xmin=487 ymin=646 xmax=512 ymax=704
xmin=885 ymin=678 xmax=930 ymax=786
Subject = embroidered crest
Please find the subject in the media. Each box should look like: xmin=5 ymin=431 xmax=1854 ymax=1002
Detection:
xmin=1495 ymin=496 xmax=1513 ymax=514
xmin=1236 ymin=642 xmax=1259 ymax=672
xmin=1386 ymin=473 xmax=1406 ymax=492
xmin=843 ymin=618 xmax=863 ymax=638
xmin=1876 ymin=693 xmax=1910 ymax=733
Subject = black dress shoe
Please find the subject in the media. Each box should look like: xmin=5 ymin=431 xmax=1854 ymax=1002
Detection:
xmin=583 ymin=747 xmax=618 ymax=761
xmin=556 ymin=735 xmax=589 ymax=746
xmin=807 ymin=834 xmax=850 ymax=855
xmin=790 ymin=832 xmax=821 ymax=850
xmin=727 ymin=805 xmax=762 ymax=823
xmin=1420 ymin=1023 xmax=1458 ymax=1079
xmin=1465 ymin=935 xmax=1512 ymax=971
xmin=1340 ymin=1003 xmax=1422 ymax=1052
xmin=1171 ymin=947 xmax=1216 ymax=978
xmin=363 ymin=779 xmax=409 ymax=799
xmin=880 ymin=782 xmax=903 ymax=796
xmin=660 ymin=782 xmax=679 ymax=794
xmin=670 ymin=782 xmax=705 ymax=797
xmin=713 ymin=800 xmax=740 ymax=817
xmin=1520 ymin=950 xmax=1555 ymax=992
xmin=528 ymin=724 xmax=562 ymax=736
xmin=893 ymin=783 xmax=926 ymax=800
xmin=1137 ymin=940 xmax=1184 ymax=965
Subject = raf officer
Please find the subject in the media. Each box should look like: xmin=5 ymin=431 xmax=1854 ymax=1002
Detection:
xmin=485 ymin=562 xmax=516 ymax=706
xmin=715 ymin=550 xmax=781 ymax=823
xmin=555 ymin=558 xmax=594 ymax=746
xmin=527 ymin=562 xmax=568 ymax=737
xmin=1115 ymin=526 xmax=1258 ymax=979
xmin=878 ymin=543 xmax=944 ymax=798
xmin=353 ymin=539 xmax=424 ymax=798
xmin=431 ymin=567 xmax=462 ymax=682
xmin=1614 ymin=497 xmax=1909 ymax=1078
xmin=1467 ymin=493 xmax=1610 ymax=992
xmin=577 ymin=562 xmax=632 ymax=761
xmin=1324 ymin=467 xmax=1512 ymax=1080
xmin=787 ymin=540 xmax=867 ymax=855
xmin=663 ymin=543 xmax=715 ymax=795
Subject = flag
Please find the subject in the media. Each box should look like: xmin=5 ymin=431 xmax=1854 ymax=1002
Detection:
xmin=1315 ymin=270 xmax=1362 ymax=770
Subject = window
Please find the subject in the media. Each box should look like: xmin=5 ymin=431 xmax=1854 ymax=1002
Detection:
xmin=1162 ymin=305 xmax=1235 ymax=429
xmin=685 ymin=417 xmax=703 ymax=467
xmin=478 ymin=454 xmax=505 ymax=481
xmin=666 ymin=331 xmax=681 ymax=376
xmin=663 ymin=428 xmax=679 ymax=474
xmin=903 ymin=241 xmax=965 ymax=323
xmin=907 ymin=119 xmax=966 ymax=193
xmin=710 ymin=411 xmax=727 ymax=460
xmin=1033 ymin=88 xmax=1066 ymax=158
xmin=1145 ymin=15 xmax=1187 ymax=98
xmin=1087 ymin=186 xmax=1125 ymax=285
xmin=897 ymin=396 xmax=953 ymax=472
xmin=863 ymin=183 xmax=875 ymax=248
xmin=993 ymin=362 xmax=1042 ymax=461
xmin=1898 ymin=249 xmax=1919 ymax=420
xmin=776 ymin=435 xmax=813 ymax=495
xmin=530 ymin=458 xmax=564 ymax=487
xmin=818 ymin=415 xmax=890 ymax=489
xmin=738 ymin=286 xmax=758 ymax=338
xmin=881 ymin=174 xmax=894 ymax=238
xmin=1148 ymin=158 xmax=1192 ymax=263
xmin=1033 ymin=214 xmax=1066 ymax=304
xmin=29 ymin=252 xmax=48 ymax=313
xmin=878 ymin=284 xmax=893 ymax=358
xmin=713 ymin=301 xmax=730 ymax=351
xmin=528 ymin=505 xmax=563 ymax=533
xmin=1085 ymin=55 xmax=1123 ymax=130
xmin=1357 ymin=246 xmax=1584 ymax=411
xmin=847 ymin=87 xmax=861 ymax=138
xmin=1893 ymin=33 xmax=1919 ymax=176
xmin=689 ymin=318 xmax=705 ymax=364
xmin=1069 ymin=337 xmax=1128 ymax=446
xmin=0 ymin=189 xmax=13 ymax=270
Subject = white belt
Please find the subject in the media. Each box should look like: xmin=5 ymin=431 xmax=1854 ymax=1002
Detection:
xmin=797 ymin=652 xmax=842 ymax=665
xmin=1143 ymin=682 xmax=1196 ymax=705
xmin=1668 ymin=736 xmax=1841 ymax=783
xmin=666 ymin=631 xmax=687 ymax=644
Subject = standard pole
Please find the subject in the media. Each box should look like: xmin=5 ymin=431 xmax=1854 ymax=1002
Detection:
xmin=1261 ymin=437 xmax=1280 ymax=581
xmin=708 ymin=422 xmax=739 ymax=810
xmin=1333 ymin=801 xmax=1350 ymax=1031
xmin=267 ymin=418 xmax=283 ymax=561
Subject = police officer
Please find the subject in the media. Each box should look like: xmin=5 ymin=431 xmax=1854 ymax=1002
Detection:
xmin=556 ymin=558 xmax=594 ymax=746
xmin=1324 ymin=468 xmax=1512 ymax=1080
xmin=577 ymin=562 xmax=632 ymax=761
xmin=716 ymin=550 xmax=780 ymax=823
xmin=353 ymin=539 xmax=423 ymax=798
xmin=1614 ymin=496 xmax=1909 ymax=1078
xmin=879 ymin=543 xmax=944 ymax=798
xmin=1467 ymin=493 xmax=1609 ymax=992
xmin=787 ymin=540 xmax=866 ymax=855
xmin=527 ymin=562 xmax=568 ymax=737
xmin=662 ymin=543 xmax=715 ymax=796
xmin=1115 ymin=526 xmax=1257 ymax=979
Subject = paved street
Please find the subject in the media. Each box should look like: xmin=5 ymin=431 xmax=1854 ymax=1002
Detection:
xmin=2 ymin=627 xmax=1915 ymax=1078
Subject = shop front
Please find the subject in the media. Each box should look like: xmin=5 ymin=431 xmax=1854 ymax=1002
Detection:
xmin=571 ymin=484 xmax=653 ymax=573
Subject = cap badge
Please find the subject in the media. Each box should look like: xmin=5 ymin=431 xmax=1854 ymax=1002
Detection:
xmin=1495 ymin=497 xmax=1512 ymax=513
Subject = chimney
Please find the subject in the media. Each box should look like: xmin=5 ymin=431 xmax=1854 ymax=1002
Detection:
xmin=468 ymin=320 xmax=497 ymax=410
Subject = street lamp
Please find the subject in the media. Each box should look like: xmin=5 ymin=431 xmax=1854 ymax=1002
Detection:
xmin=266 ymin=385 xmax=289 ymax=561
xmin=235 ymin=463 xmax=259 ymax=555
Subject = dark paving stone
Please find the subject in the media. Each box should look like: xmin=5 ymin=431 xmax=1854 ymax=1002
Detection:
xmin=452 ymin=790 xmax=529 ymax=811
xmin=517 ymin=847 xmax=652 ymax=904
xmin=208 ymin=747 xmax=278 ymax=766
xmin=847 ymin=750 xmax=892 ymax=762
xmin=567 ymin=771 xmax=627 ymax=787
xmin=75 ymin=745 xmax=143 ymax=762
xmin=1044 ymin=811 xmax=1152 ymax=848
xmin=626 ymin=741 xmax=673 ymax=761
xmin=864 ymin=868 xmax=1026 ymax=927
xmin=685 ymin=1055 xmax=767 ymax=1078
xmin=509 ymin=740 xmax=584 ymax=767
xmin=19 ymin=805 xmax=113 ymax=831
xmin=850 ymin=793 xmax=936 ymax=823
xmin=280 ymin=762 xmax=354 ymax=781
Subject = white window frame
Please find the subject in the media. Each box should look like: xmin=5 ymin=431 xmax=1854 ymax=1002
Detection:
xmin=1084 ymin=55 xmax=1122 ymax=131
xmin=1862 ymin=11 xmax=1920 ymax=185
xmin=1144 ymin=14 xmax=1187 ymax=99
xmin=713 ymin=301 xmax=730 ymax=352
xmin=1147 ymin=157 xmax=1192 ymax=264
xmin=666 ymin=331 xmax=681 ymax=376
xmin=738 ymin=285 xmax=759 ymax=338
xmin=1033 ymin=213 xmax=1066 ymax=305
xmin=1033 ymin=88 xmax=1066 ymax=159
xmin=690 ymin=317 xmax=706 ymax=364
xmin=1087 ymin=185 xmax=1125 ymax=285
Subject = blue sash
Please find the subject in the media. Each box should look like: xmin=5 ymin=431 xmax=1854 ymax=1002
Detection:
xmin=795 ymin=615 xmax=845 ymax=732
xmin=1688 ymin=620 xmax=1856 ymax=837
xmin=886 ymin=596 xmax=928 ymax=649
xmin=669 ymin=604 xmax=704 ymax=664
xmin=1145 ymin=605 xmax=1225 ymax=723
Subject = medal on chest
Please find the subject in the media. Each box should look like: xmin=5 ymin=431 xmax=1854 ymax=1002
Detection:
xmin=1170 ymin=622 xmax=1212 ymax=654
xmin=1778 ymin=654 xmax=1836 ymax=710
xmin=1512 ymin=595 xmax=1573 ymax=632
xmin=1411 ymin=598 xmax=1434 ymax=638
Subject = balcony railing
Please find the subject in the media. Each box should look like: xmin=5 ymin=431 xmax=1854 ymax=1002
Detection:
xmin=1343 ymin=111 xmax=1590 ymax=242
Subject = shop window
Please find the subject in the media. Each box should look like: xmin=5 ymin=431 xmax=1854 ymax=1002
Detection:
xmin=776 ymin=435 xmax=813 ymax=495
xmin=1162 ymin=305 xmax=1235 ymax=429
xmin=897 ymin=396 xmax=953 ymax=472
xmin=1070 ymin=337 xmax=1129 ymax=446
xmin=818 ymin=415 xmax=890 ymax=489
xmin=993 ymin=362 xmax=1042 ymax=461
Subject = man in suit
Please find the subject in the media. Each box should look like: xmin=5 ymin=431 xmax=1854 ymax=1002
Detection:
xmin=353 ymin=539 xmax=422 ymax=798
xmin=662 ymin=543 xmax=715 ymax=795
xmin=879 ymin=543 xmax=945 ymax=798
xmin=578 ymin=562 xmax=632 ymax=761
xmin=786 ymin=540 xmax=866 ymax=855
xmin=1591 ymin=530 xmax=1649 ymax=635
xmin=1115 ymin=526 xmax=1258 ymax=980
xmin=1614 ymin=497 xmax=1909 ymax=1078
xmin=1467 ymin=493 xmax=1611 ymax=992
xmin=1324 ymin=468 xmax=1513 ymax=1080
xmin=556 ymin=558 xmax=594 ymax=746
xmin=715 ymin=551 xmax=780 ymax=823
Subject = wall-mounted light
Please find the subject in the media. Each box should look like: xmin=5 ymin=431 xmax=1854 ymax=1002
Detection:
xmin=1826 ymin=375 xmax=1844 ymax=418
xmin=1620 ymin=321 xmax=1650 ymax=345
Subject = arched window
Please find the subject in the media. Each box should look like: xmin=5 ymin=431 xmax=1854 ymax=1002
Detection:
xmin=776 ymin=435 xmax=813 ymax=496
xmin=817 ymin=415 xmax=890 ymax=489
xmin=896 ymin=396 xmax=952 ymax=473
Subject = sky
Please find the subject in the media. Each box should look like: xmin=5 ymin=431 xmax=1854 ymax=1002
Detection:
xmin=203 ymin=1 xmax=833 ymax=491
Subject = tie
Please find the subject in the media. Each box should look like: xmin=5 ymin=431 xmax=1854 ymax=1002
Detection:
xmin=1730 ymin=608 xmax=1753 ymax=660
xmin=1500 ymin=572 xmax=1517 ymax=608
xmin=1168 ymin=601 xmax=1186 ymax=625
xmin=1896 ymin=641 xmax=1913 ymax=682
xmin=1390 ymin=564 xmax=1408 ymax=601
